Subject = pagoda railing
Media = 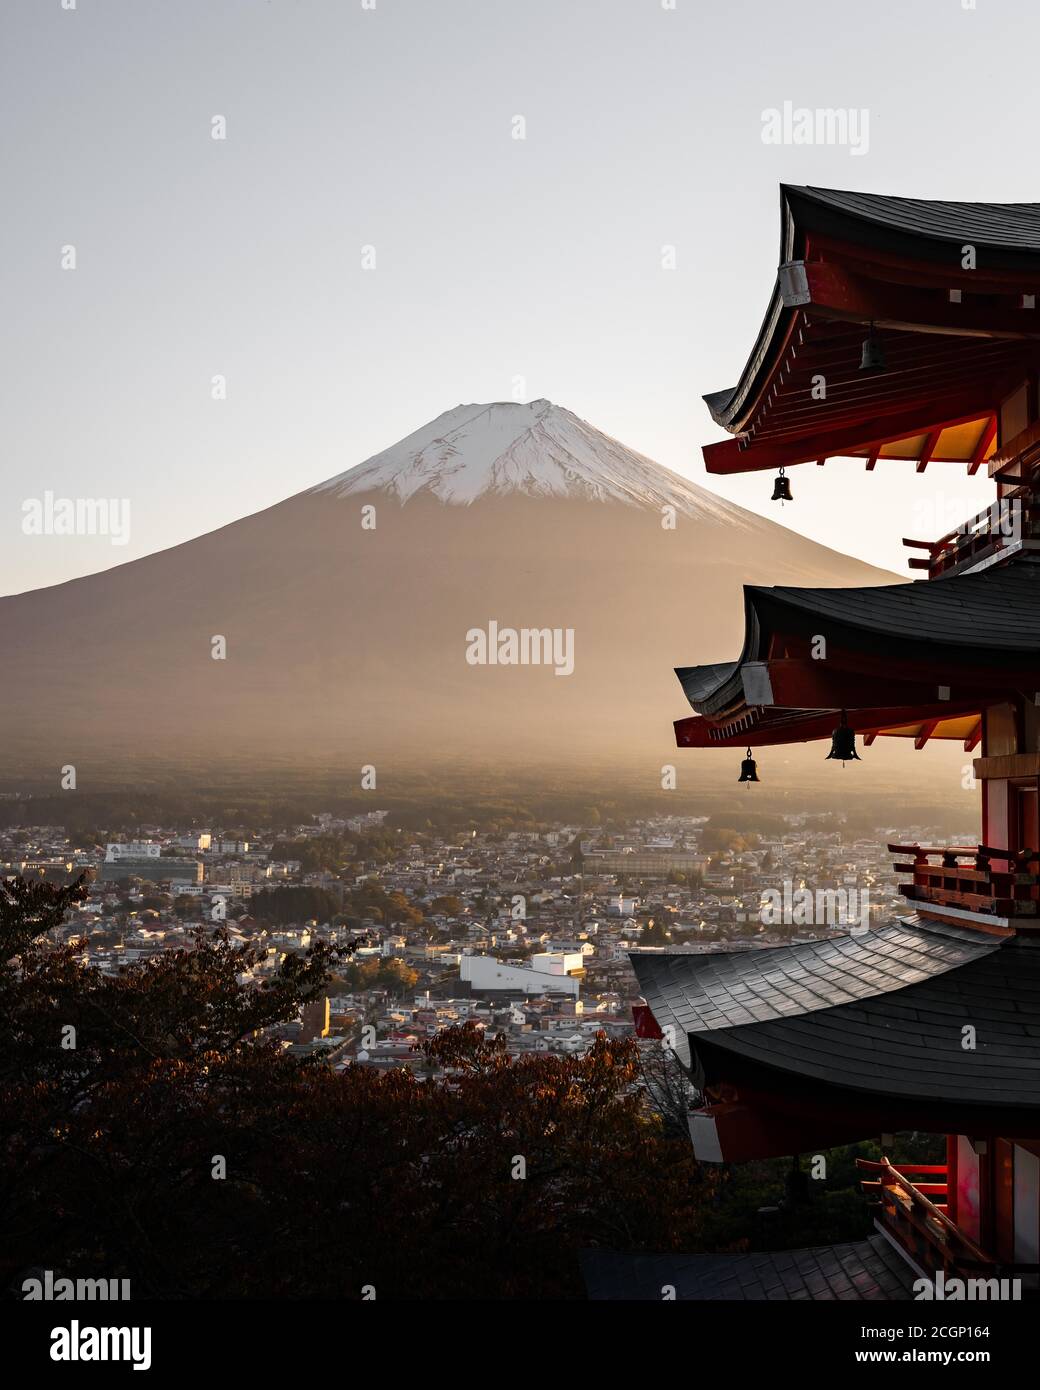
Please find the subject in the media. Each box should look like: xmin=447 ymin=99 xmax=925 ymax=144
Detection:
xmin=902 ymin=492 xmax=1040 ymax=580
xmin=858 ymin=1157 xmax=1040 ymax=1288
xmin=857 ymin=1158 xmax=991 ymax=1279
xmin=889 ymin=843 xmax=1039 ymax=920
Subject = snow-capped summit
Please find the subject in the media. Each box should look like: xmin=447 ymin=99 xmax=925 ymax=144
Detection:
xmin=311 ymin=399 xmax=749 ymax=522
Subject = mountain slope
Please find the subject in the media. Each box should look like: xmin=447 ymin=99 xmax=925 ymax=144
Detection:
xmin=0 ymin=402 xmax=899 ymax=786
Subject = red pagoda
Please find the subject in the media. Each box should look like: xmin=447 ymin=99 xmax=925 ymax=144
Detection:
xmin=595 ymin=186 xmax=1040 ymax=1301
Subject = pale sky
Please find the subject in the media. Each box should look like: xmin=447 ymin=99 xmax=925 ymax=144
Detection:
xmin=2 ymin=0 xmax=1032 ymax=595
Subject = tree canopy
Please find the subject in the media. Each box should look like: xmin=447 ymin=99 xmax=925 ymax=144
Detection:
xmin=1 ymin=875 xmax=715 ymax=1299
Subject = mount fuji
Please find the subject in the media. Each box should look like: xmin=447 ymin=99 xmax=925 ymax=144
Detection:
xmin=313 ymin=399 xmax=749 ymax=518
xmin=0 ymin=401 xmax=895 ymax=785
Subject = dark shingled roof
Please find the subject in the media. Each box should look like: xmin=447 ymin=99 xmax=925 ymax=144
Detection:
xmin=753 ymin=565 xmax=1040 ymax=650
xmin=630 ymin=916 xmax=998 ymax=1067
xmin=633 ymin=927 xmax=1040 ymax=1108
xmin=696 ymin=937 xmax=1040 ymax=1107
xmin=581 ymin=1234 xmax=914 ymax=1301
xmin=676 ymin=565 xmax=1040 ymax=714
xmin=674 ymin=660 xmax=739 ymax=707
xmin=788 ymin=185 xmax=1040 ymax=254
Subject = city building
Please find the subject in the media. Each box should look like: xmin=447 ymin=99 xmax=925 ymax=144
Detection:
xmin=460 ymin=952 xmax=582 ymax=998
xmin=105 ymin=841 xmax=162 ymax=861
xmin=583 ymin=850 xmax=708 ymax=878
xmin=100 ymin=856 xmax=203 ymax=885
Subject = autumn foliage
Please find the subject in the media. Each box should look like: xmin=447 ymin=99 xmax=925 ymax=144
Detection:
xmin=1 ymin=876 xmax=714 ymax=1299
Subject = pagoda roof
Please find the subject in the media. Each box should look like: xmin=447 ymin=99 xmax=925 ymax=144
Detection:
xmin=674 ymin=565 xmax=1040 ymax=749
xmin=581 ymin=1234 xmax=913 ymax=1301
xmin=631 ymin=915 xmax=998 ymax=1070
xmin=740 ymin=564 xmax=1040 ymax=651
xmin=784 ymin=186 xmax=1040 ymax=262
xmin=702 ymin=184 xmax=1040 ymax=474
xmin=632 ymin=922 xmax=1040 ymax=1112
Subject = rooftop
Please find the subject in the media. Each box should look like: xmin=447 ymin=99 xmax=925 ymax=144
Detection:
xmin=702 ymin=184 xmax=1040 ymax=475
xmin=581 ymin=1234 xmax=914 ymax=1301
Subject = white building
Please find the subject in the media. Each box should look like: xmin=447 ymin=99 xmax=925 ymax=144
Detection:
xmin=460 ymin=953 xmax=580 ymax=998
xmin=529 ymin=951 xmax=585 ymax=976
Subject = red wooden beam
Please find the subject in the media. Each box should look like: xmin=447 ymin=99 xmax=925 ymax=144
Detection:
xmin=801 ymin=260 xmax=1040 ymax=340
xmin=964 ymin=720 xmax=983 ymax=753
xmin=756 ymin=366 xmax=1016 ymax=437
xmin=968 ymin=416 xmax=997 ymax=476
xmin=703 ymin=400 xmax=1005 ymax=473
xmin=779 ymin=642 xmax=1031 ymax=689
xmin=752 ymin=658 xmax=973 ymax=711
xmin=787 ymin=321 xmax=1016 ymax=362
xmin=916 ymin=428 xmax=943 ymax=473
xmin=686 ymin=1064 xmax=1040 ymax=1160
xmin=763 ymin=347 xmax=1022 ymax=427
xmin=914 ymin=719 xmax=941 ymax=750
xmin=674 ymin=701 xmax=984 ymax=750
xmin=735 ymin=342 xmax=1025 ymax=450
xmin=865 ymin=447 xmax=880 ymax=470
xmin=807 ymin=232 xmax=1040 ymax=296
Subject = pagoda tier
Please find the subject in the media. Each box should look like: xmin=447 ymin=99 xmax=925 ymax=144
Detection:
xmin=630 ymin=916 xmax=1040 ymax=1165
xmin=674 ymin=564 xmax=1040 ymax=751
xmin=702 ymin=186 xmax=1040 ymax=477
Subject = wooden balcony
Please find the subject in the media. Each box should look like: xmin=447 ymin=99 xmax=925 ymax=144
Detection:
xmin=857 ymin=1158 xmax=991 ymax=1280
xmin=889 ymin=842 xmax=1039 ymax=924
xmin=859 ymin=1157 xmax=1040 ymax=1290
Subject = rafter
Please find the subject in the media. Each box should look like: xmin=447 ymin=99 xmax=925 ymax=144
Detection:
xmin=916 ymin=428 xmax=943 ymax=473
xmin=967 ymin=416 xmax=998 ymax=476
xmin=914 ymin=719 xmax=941 ymax=750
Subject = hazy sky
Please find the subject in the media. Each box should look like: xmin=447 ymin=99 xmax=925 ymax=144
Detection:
xmin=2 ymin=0 xmax=1034 ymax=594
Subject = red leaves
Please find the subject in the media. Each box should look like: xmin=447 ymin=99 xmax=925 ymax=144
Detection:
xmin=2 ymin=881 xmax=715 ymax=1298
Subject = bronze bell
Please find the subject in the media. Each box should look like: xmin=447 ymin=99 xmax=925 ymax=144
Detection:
xmin=738 ymin=747 xmax=760 ymax=784
xmin=771 ymin=468 xmax=793 ymax=503
xmin=826 ymin=709 xmax=861 ymax=764
xmin=859 ymin=325 xmax=886 ymax=373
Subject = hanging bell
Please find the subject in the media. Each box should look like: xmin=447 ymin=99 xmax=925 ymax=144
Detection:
xmin=826 ymin=709 xmax=861 ymax=764
xmin=738 ymin=746 xmax=760 ymax=784
xmin=771 ymin=467 xmax=793 ymax=504
xmin=859 ymin=324 xmax=886 ymax=373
